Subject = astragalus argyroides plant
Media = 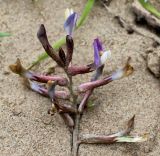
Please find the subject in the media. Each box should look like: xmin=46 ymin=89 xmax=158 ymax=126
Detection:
xmin=9 ymin=9 xmax=147 ymax=156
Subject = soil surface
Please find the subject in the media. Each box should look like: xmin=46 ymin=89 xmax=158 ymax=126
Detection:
xmin=0 ymin=0 xmax=160 ymax=156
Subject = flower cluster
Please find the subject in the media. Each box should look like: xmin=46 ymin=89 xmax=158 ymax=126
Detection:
xmin=9 ymin=9 xmax=146 ymax=155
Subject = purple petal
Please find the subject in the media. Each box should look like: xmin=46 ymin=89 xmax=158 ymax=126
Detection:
xmin=29 ymin=80 xmax=48 ymax=95
xmin=95 ymin=38 xmax=103 ymax=52
xmin=93 ymin=39 xmax=101 ymax=67
xmin=64 ymin=12 xmax=78 ymax=36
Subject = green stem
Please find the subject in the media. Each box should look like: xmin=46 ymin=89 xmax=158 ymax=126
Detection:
xmin=29 ymin=0 xmax=95 ymax=69
xmin=138 ymin=0 xmax=160 ymax=19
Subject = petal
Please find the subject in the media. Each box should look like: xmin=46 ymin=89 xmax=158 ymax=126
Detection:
xmin=100 ymin=50 xmax=111 ymax=65
xmin=111 ymin=59 xmax=134 ymax=80
xmin=94 ymin=38 xmax=103 ymax=52
xmin=91 ymin=65 xmax=104 ymax=81
xmin=64 ymin=12 xmax=78 ymax=36
xmin=65 ymin=8 xmax=74 ymax=20
xmin=110 ymin=68 xmax=124 ymax=80
xmin=93 ymin=39 xmax=101 ymax=67
xmin=116 ymin=135 xmax=147 ymax=142
xmin=29 ymin=80 xmax=47 ymax=95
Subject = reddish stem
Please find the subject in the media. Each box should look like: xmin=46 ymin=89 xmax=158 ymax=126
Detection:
xmin=79 ymin=77 xmax=112 ymax=92
xmin=78 ymin=89 xmax=93 ymax=113
xmin=30 ymin=73 xmax=68 ymax=86
xmin=67 ymin=65 xmax=93 ymax=76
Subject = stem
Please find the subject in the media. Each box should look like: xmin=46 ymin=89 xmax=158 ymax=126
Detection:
xmin=80 ymin=134 xmax=116 ymax=144
xmin=66 ymin=73 xmax=77 ymax=104
xmin=65 ymin=69 xmax=80 ymax=155
xmin=68 ymin=75 xmax=74 ymax=99
xmin=72 ymin=113 xmax=81 ymax=156
xmin=78 ymin=89 xmax=93 ymax=113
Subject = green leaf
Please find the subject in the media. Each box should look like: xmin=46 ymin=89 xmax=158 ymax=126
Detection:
xmin=0 ymin=32 xmax=11 ymax=37
xmin=138 ymin=0 xmax=160 ymax=19
xmin=76 ymin=0 xmax=95 ymax=28
xmin=29 ymin=0 xmax=95 ymax=69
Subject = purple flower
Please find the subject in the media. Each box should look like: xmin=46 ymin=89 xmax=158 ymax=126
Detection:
xmin=64 ymin=9 xmax=78 ymax=36
xmin=93 ymin=38 xmax=111 ymax=68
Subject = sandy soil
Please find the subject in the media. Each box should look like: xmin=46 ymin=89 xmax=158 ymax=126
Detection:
xmin=0 ymin=0 xmax=160 ymax=155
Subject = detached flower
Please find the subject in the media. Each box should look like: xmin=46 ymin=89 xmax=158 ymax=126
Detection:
xmin=64 ymin=8 xmax=78 ymax=36
xmin=93 ymin=38 xmax=111 ymax=68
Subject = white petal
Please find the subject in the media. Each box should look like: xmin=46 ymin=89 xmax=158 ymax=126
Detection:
xmin=24 ymin=71 xmax=33 ymax=79
xmin=70 ymin=9 xmax=74 ymax=15
xmin=116 ymin=136 xmax=147 ymax=143
xmin=30 ymin=81 xmax=40 ymax=92
xmin=65 ymin=8 xmax=69 ymax=19
xmin=111 ymin=68 xmax=124 ymax=80
xmin=65 ymin=8 xmax=74 ymax=20
xmin=100 ymin=50 xmax=111 ymax=65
